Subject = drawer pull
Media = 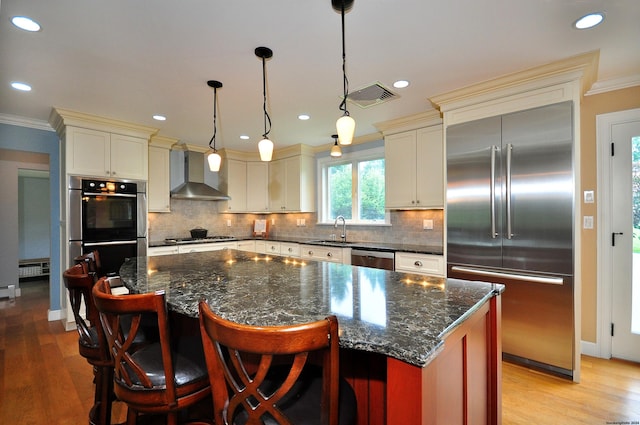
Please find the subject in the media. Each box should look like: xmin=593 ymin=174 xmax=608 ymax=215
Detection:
xmin=308 ymin=250 xmax=314 ymax=255
xmin=288 ymin=247 xmax=293 ymax=252
xmin=414 ymin=261 xmax=423 ymax=267
xmin=327 ymin=252 xmax=333 ymax=257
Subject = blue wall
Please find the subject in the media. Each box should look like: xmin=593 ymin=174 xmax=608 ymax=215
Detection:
xmin=0 ymin=122 xmax=62 ymax=311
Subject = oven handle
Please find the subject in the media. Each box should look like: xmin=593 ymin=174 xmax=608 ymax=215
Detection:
xmin=83 ymin=192 xmax=137 ymax=198
xmin=84 ymin=240 xmax=138 ymax=247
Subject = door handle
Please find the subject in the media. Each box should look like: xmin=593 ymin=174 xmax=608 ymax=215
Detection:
xmin=506 ymin=143 xmax=513 ymax=239
xmin=612 ymin=232 xmax=624 ymax=246
xmin=490 ymin=145 xmax=498 ymax=238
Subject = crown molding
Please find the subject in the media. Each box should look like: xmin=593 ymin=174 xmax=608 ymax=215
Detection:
xmin=430 ymin=50 xmax=600 ymax=113
xmin=149 ymin=134 xmax=179 ymax=149
xmin=49 ymin=107 xmax=158 ymax=139
xmin=585 ymin=74 xmax=640 ymax=96
xmin=0 ymin=113 xmax=54 ymax=132
xmin=374 ymin=110 xmax=442 ymax=136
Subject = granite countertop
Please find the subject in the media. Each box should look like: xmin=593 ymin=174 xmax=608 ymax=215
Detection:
xmin=119 ymin=249 xmax=501 ymax=367
xmin=149 ymin=235 xmax=443 ymax=256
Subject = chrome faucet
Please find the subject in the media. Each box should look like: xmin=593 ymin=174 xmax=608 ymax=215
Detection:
xmin=334 ymin=215 xmax=347 ymax=242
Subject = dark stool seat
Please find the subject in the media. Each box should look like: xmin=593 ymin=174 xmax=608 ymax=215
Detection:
xmin=92 ymin=278 xmax=211 ymax=425
xmin=63 ymin=262 xmax=114 ymax=425
xmin=197 ymin=301 xmax=357 ymax=425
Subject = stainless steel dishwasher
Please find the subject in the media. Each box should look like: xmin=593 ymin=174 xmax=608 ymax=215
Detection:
xmin=351 ymin=249 xmax=394 ymax=270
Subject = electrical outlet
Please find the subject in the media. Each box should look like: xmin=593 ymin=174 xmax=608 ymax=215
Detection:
xmin=300 ymin=218 xmax=305 ymax=226
xmin=226 ymin=219 xmax=231 ymax=227
xmin=583 ymin=216 xmax=594 ymax=229
xmin=423 ymin=219 xmax=434 ymax=230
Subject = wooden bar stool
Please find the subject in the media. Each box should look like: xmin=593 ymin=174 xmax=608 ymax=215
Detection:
xmin=62 ymin=262 xmax=114 ymax=425
xmin=92 ymin=278 xmax=211 ymax=425
xmin=197 ymin=301 xmax=357 ymax=425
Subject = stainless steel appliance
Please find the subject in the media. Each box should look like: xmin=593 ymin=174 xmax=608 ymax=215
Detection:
xmin=446 ymin=101 xmax=575 ymax=378
xmin=69 ymin=177 xmax=147 ymax=275
xmin=351 ymin=249 xmax=394 ymax=270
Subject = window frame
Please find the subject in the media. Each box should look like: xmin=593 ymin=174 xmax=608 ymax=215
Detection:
xmin=317 ymin=146 xmax=390 ymax=225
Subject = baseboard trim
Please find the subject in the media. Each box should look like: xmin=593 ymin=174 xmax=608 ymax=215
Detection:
xmin=581 ymin=340 xmax=602 ymax=358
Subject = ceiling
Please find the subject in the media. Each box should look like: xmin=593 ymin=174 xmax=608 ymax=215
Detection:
xmin=1 ymin=0 xmax=639 ymax=153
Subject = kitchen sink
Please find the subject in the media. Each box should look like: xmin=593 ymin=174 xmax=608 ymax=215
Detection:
xmin=306 ymin=239 xmax=353 ymax=246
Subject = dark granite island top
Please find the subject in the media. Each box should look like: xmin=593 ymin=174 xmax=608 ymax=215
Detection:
xmin=119 ymin=249 xmax=502 ymax=368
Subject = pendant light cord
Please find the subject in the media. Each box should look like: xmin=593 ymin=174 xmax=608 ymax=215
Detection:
xmin=262 ymin=55 xmax=272 ymax=139
xmin=339 ymin=1 xmax=350 ymax=117
xmin=208 ymin=86 xmax=218 ymax=151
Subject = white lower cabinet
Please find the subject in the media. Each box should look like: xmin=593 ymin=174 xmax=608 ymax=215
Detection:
xmin=255 ymin=240 xmax=267 ymax=254
xmin=266 ymin=241 xmax=281 ymax=255
xmin=237 ymin=240 xmax=257 ymax=252
xmin=280 ymin=243 xmax=300 ymax=258
xmin=148 ymin=246 xmax=179 ymax=256
xmin=300 ymin=245 xmax=351 ymax=264
xmin=177 ymin=241 xmax=238 ymax=254
xmin=394 ymin=252 xmax=444 ymax=277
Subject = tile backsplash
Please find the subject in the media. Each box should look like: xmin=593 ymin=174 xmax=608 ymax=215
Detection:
xmin=149 ymin=199 xmax=443 ymax=247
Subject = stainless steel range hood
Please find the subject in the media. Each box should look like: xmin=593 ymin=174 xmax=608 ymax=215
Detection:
xmin=170 ymin=150 xmax=230 ymax=201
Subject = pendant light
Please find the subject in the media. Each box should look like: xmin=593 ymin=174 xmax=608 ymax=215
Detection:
xmin=206 ymin=80 xmax=223 ymax=172
xmin=330 ymin=134 xmax=342 ymax=157
xmin=333 ymin=0 xmax=355 ymax=145
xmin=255 ymin=46 xmax=274 ymax=162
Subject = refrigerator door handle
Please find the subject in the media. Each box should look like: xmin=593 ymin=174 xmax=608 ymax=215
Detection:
xmin=506 ymin=143 xmax=513 ymax=239
xmin=490 ymin=145 xmax=498 ymax=238
xmin=451 ymin=266 xmax=564 ymax=285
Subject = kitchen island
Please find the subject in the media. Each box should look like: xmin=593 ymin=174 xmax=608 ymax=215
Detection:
xmin=119 ymin=249 xmax=503 ymax=425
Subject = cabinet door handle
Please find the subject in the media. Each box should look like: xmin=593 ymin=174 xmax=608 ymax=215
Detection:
xmin=414 ymin=261 xmax=423 ymax=267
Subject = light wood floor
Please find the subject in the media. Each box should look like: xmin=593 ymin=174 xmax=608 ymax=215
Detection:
xmin=2 ymin=280 xmax=640 ymax=424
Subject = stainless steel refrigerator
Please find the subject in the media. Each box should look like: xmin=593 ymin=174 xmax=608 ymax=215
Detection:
xmin=446 ymin=101 xmax=575 ymax=378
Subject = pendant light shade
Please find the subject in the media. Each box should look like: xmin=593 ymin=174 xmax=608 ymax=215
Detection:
xmin=336 ymin=115 xmax=355 ymax=146
xmin=330 ymin=134 xmax=342 ymax=157
xmin=333 ymin=0 xmax=356 ymax=145
xmin=207 ymin=151 xmax=222 ymax=171
xmin=258 ymin=138 xmax=274 ymax=161
xmin=206 ymin=80 xmax=223 ymax=172
xmin=255 ymin=46 xmax=274 ymax=162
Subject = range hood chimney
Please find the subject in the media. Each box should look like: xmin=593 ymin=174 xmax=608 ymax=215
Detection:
xmin=170 ymin=150 xmax=230 ymax=201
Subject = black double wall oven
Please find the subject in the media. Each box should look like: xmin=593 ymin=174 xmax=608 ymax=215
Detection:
xmin=69 ymin=177 xmax=147 ymax=275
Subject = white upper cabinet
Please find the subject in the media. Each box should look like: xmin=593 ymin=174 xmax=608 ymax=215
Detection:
xmin=221 ymin=159 xmax=248 ymax=212
xmin=268 ymin=152 xmax=315 ymax=212
xmin=385 ymin=124 xmax=443 ymax=209
xmin=65 ymin=127 xmax=149 ymax=180
xmin=246 ymin=162 xmax=269 ymax=212
xmin=148 ymin=136 xmax=177 ymax=212
xmin=51 ymin=108 xmax=157 ymax=181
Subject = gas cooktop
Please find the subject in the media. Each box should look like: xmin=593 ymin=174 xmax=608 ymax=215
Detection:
xmin=164 ymin=236 xmax=237 ymax=245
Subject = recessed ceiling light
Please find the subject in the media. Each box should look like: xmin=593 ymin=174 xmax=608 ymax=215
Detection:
xmin=574 ymin=12 xmax=605 ymax=29
xmin=393 ymin=80 xmax=410 ymax=89
xmin=153 ymin=115 xmax=166 ymax=121
xmin=240 ymin=135 xmax=250 ymax=140
xmin=11 ymin=16 xmax=41 ymax=32
xmin=298 ymin=114 xmax=310 ymax=120
xmin=11 ymin=82 xmax=32 ymax=91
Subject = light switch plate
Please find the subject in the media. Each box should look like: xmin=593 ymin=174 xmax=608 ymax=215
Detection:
xmin=583 ymin=216 xmax=594 ymax=229
xmin=423 ymin=219 xmax=434 ymax=230
xmin=584 ymin=190 xmax=595 ymax=203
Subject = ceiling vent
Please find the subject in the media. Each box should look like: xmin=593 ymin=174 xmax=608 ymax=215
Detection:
xmin=347 ymin=82 xmax=399 ymax=109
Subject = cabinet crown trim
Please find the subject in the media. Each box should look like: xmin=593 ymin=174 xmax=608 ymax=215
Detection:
xmin=50 ymin=108 xmax=158 ymax=139
xmin=429 ymin=50 xmax=599 ymax=113
xmin=375 ymin=110 xmax=442 ymax=136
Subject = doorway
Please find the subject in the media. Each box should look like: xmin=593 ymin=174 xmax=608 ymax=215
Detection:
xmin=597 ymin=108 xmax=640 ymax=361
